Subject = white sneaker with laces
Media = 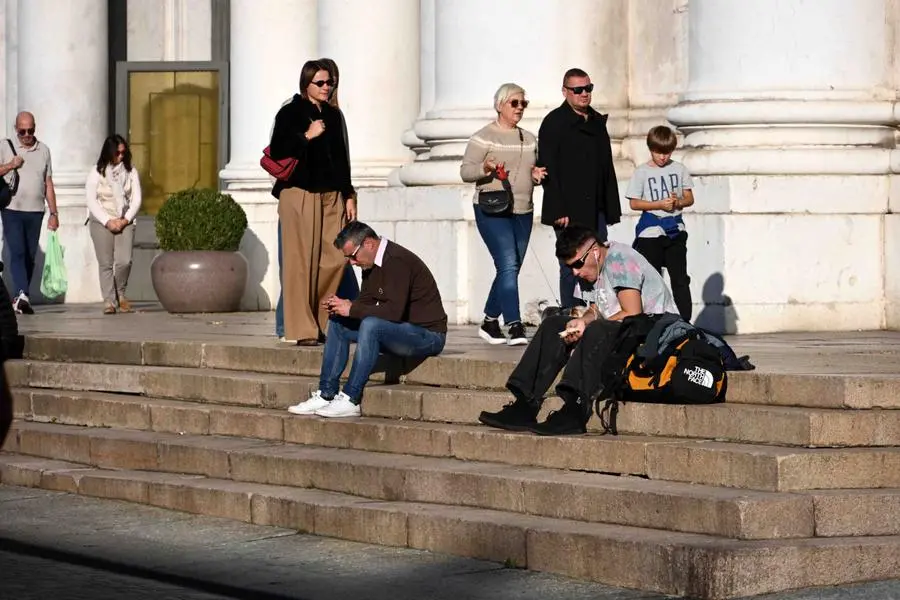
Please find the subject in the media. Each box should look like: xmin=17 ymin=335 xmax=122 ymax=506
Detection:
xmin=314 ymin=391 xmax=361 ymax=418
xmin=287 ymin=390 xmax=331 ymax=415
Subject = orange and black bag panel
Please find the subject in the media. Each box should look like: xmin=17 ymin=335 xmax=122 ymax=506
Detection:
xmin=594 ymin=319 xmax=727 ymax=435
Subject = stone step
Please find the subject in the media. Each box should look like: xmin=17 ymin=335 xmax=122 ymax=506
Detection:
xmin=19 ymin=336 xmax=900 ymax=409
xmin=6 ymin=416 xmax=900 ymax=535
xmin=0 ymin=419 xmax=811 ymax=539
xmin=14 ymin=389 xmax=900 ymax=492
xmin=360 ymin=384 xmax=900 ymax=448
xmin=8 ymin=360 xmax=318 ymax=409
xmin=0 ymin=453 xmax=897 ymax=600
xmin=12 ymin=361 xmax=900 ymax=448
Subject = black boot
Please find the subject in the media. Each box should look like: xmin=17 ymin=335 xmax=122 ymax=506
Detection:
xmin=478 ymin=398 xmax=539 ymax=431
xmin=527 ymin=401 xmax=588 ymax=436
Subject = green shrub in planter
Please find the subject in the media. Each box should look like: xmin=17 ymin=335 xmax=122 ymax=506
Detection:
xmin=155 ymin=188 xmax=248 ymax=252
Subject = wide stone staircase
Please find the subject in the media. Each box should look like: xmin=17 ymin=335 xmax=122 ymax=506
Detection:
xmin=2 ymin=334 xmax=899 ymax=599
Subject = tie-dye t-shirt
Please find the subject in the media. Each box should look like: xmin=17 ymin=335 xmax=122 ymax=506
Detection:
xmin=574 ymin=242 xmax=679 ymax=318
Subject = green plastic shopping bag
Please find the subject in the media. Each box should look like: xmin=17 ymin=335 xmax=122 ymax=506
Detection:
xmin=40 ymin=231 xmax=68 ymax=299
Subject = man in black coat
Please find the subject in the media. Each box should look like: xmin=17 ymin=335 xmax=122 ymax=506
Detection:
xmin=538 ymin=68 xmax=622 ymax=309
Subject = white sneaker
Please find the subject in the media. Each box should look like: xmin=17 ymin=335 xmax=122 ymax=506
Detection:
xmin=314 ymin=392 xmax=361 ymax=418
xmin=287 ymin=390 xmax=331 ymax=415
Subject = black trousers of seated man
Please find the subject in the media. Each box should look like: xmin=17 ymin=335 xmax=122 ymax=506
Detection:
xmin=506 ymin=315 xmax=622 ymax=419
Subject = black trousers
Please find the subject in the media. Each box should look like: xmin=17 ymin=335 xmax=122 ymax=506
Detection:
xmin=506 ymin=315 xmax=622 ymax=416
xmin=633 ymin=232 xmax=692 ymax=320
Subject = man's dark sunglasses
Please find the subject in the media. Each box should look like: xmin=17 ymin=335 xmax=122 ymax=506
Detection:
xmin=311 ymin=79 xmax=336 ymax=88
xmin=567 ymin=242 xmax=596 ymax=270
xmin=564 ymin=83 xmax=594 ymax=95
xmin=17 ymin=128 xmax=34 ymax=136
xmin=510 ymin=99 xmax=529 ymax=109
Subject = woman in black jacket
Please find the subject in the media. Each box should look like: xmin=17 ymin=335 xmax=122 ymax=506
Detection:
xmin=269 ymin=60 xmax=356 ymax=346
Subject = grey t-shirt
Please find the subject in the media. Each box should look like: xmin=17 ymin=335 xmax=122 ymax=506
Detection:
xmin=0 ymin=139 xmax=53 ymax=212
xmin=625 ymin=160 xmax=693 ymax=238
xmin=575 ymin=242 xmax=679 ymax=318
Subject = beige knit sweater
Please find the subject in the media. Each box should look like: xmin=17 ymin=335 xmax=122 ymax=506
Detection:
xmin=460 ymin=122 xmax=538 ymax=214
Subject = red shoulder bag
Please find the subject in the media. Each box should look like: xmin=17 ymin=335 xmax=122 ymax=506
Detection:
xmin=260 ymin=146 xmax=298 ymax=181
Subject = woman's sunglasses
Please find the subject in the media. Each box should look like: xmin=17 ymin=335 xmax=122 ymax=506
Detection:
xmin=311 ymin=79 xmax=336 ymax=88
xmin=564 ymin=83 xmax=594 ymax=95
xmin=567 ymin=242 xmax=597 ymax=270
xmin=509 ymin=99 xmax=529 ymax=109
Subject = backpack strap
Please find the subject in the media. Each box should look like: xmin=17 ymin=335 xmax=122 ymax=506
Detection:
xmin=591 ymin=315 xmax=656 ymax=435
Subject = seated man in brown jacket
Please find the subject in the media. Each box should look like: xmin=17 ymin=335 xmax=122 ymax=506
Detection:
xmin=287 ymin=221 xmax=448 ymax=418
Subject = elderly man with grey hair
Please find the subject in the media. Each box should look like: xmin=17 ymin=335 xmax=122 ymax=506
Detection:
xmin=0 ymin=111 xmax=59 ymax=314
xmin=286 ymin=221 xmax=448 ymax=418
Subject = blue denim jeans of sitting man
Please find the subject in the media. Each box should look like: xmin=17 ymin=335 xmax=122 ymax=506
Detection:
xmin=1 ymin=209 xmax=44 ymax=297
xmin=275 ymin=220 xmax=360 ymax=337
xmin=319 ymin=316 xmax=446 ymax=403
xmin=473 ymin=205 xmax=533 ymax=324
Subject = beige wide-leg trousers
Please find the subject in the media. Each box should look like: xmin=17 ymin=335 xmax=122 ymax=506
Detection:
xmin=278 ymin=187 xmax=345 ymax=341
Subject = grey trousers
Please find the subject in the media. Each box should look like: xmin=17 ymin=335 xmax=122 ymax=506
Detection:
xmin=89 ymin=219 xmax=135 ymax=303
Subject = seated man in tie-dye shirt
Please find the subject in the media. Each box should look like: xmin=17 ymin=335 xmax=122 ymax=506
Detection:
xmin=479 ymin=225 xmax=678 ymax=436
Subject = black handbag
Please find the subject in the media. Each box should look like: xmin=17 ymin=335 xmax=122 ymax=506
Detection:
xmin=477 ymin=187 xmax=513 ymax=216
xmin=476 ymin=128 xmax=523 ymax=217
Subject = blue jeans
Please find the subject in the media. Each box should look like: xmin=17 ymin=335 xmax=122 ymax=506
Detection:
xmin=557 ymin=212 xmax=608 ymax=309
xmin=1 ymin=209 xmax=44 ymax=297
xmin=319 ymin=316 xmax=446 ymax=403
xmin=473 ymin=206 xmax=532 ymax=323
xmin=275 ymin=219 xmax=359 ymax=337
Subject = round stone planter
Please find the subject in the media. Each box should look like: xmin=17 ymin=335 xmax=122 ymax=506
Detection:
xmin=151 ymin=251 xmax=248 ymax=313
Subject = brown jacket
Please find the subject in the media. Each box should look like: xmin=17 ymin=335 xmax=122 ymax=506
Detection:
xmin=348 ymin=240 xmax=448 ymax=333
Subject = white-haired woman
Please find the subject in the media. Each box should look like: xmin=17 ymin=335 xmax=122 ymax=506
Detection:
xmin=460 ymin=83 xmax=545 ymax=346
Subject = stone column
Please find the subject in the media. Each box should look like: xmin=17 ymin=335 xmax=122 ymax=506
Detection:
xmin=399 ymin=0 xmax=436 ymax=160
xmin=398 ymin=0 xmax=628 ymax=186
xmin=667 ymin=0 xmax=895 ymax=332
xmin=623 ymin=0 xmax=688 ymax=161
xmin=220 ymin=0 xmax=317 ymax=310
xmin=318 ymin=0 xmax=420 ymax=187
xmin=16 ymin=0 xmax=108 ymax=302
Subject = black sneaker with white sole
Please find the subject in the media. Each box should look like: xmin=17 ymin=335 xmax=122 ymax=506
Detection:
xmin=478 ymin=318 xmax=506 ymax=345
xmin=14 ymin=293 xmax=33 ymax=315
xmin=507 ymin=322 xmax=527 ymax=346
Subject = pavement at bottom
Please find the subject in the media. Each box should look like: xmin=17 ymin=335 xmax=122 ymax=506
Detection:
xmin=0 ymin=484 xmax=898 ymax=600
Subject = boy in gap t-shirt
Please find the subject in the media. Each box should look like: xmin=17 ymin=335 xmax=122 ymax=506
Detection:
xmin=624 ymin=125 xmax=694 ymax=320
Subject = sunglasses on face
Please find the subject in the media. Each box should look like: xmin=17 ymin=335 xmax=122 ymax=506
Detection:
xmin=567 ymin=242 xmax=597 ymax=270
xmin=564 ymin=83 xmax=594 ymax=95
xmin=344 ymin=243 xmax=362 ymax=260
xmin=17 ymin=128 xmax=34 ymax=136
xmin=311 ymin=79 xmax=335 ymax=88
xmin=509 ymin=99 xmax=529 ymax=109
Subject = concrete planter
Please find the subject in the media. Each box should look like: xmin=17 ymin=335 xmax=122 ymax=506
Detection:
xmin=150 ymin=251 xmax=248 ymax=313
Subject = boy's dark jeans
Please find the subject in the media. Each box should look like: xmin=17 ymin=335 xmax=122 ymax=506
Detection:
xmin=633 ymin=231 xmax=691 ymax=320
xmin=506 ymin=315 xmax=622 ymax=416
